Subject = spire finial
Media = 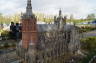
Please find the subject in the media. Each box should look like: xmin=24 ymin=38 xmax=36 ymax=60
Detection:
xmin=26 ymin=0 xmax=32 ymax=16
xmin=59 ymin=9 xmax=62 ymax=17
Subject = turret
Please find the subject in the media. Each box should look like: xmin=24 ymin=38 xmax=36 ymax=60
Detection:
xmin=26 ymin=0 xmax=32 ymax=16
xmin=59 ymin=9 xmax=62 ymax=17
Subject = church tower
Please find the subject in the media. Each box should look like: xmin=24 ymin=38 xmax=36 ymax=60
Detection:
xmin=59 ymin=9 xmax=62 ymax=17
xmin=21 ymin=0 xmax=38 ymax=49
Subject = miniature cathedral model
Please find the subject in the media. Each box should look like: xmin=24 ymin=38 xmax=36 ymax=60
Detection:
xmin=17 ymin=0 xmax=81 ymax=63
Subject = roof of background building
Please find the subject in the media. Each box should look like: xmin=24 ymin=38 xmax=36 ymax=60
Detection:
xmin=37 ymin=24 xmax=76 ymax=32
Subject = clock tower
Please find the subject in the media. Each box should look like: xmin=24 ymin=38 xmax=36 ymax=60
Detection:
xmin=21 ymin=0 xmax=38 ymax=49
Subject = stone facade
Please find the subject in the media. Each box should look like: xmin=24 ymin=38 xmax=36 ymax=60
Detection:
xmin=17 ymin=27 xmax=80 ymax=63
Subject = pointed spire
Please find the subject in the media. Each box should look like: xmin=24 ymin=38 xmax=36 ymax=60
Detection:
xmin=26 ymin=0 xmax=32 ymax=16
xmin=59 ymin=9 xmax=62 ymax=17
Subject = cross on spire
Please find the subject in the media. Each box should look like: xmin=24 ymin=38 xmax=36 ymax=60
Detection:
xmin=26 ymin=0 xmax=32 ymax=16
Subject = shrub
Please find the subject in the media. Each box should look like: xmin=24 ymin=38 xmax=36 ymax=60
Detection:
xmin=80 ymin=37 xmax=96 ymax=63
xmin=1 ymin=30 xmax=10 ymax=40
xmin=4 ymin=43 xmax=10 ymax=48
xmin=81 ymin=37 xmax=96 ymax=51
xmin=11 ymin=43 xmax=16 ymax=47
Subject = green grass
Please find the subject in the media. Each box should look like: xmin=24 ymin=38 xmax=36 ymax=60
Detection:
xmin=80 ymin=37 xmax=96 ymax=63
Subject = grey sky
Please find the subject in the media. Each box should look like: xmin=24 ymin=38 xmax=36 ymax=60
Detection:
xmin=0 ymin=0 xmax=96 ymax=18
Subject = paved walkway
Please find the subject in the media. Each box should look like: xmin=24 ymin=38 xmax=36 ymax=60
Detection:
xmin=0 ymin=51 xmax=20 ymax=63
xmin=82 ymin=30 xmax=96 ymax=38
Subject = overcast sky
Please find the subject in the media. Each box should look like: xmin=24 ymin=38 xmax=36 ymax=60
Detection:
xmin=0 ymin=0 xmax=96 ymax=18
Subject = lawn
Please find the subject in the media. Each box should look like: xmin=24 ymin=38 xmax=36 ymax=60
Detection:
xmin=80 ymin=37 xmax=96 ymax=63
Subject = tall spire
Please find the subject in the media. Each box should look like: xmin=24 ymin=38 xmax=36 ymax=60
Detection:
xmin=59 ymin=9 xmax=62 ymax=17
xmin=26 ymin=0 xmax=32 ymax=16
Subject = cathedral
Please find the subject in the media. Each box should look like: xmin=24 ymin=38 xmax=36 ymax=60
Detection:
xmin=17 ymin=0 xmax=81 ymax=63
